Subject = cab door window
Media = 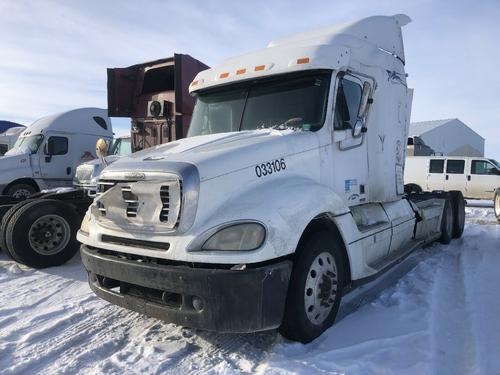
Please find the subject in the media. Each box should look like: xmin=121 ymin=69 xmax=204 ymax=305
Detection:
xmin=334 ymin=78 xmax=362 ymax=130
xmin=46 ymin=136 xmax=68 ymax=155
xmin=446 ymin=160 xmax=465 ymax=174
xmin=471 ymin=160 xmax=499 ymax=175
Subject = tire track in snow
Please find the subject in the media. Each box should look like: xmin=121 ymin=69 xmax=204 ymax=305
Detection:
xmin=429 ymin=243 xmax=478 ymax=375
xmin=459 ymin=224 xmax=500 ymax=375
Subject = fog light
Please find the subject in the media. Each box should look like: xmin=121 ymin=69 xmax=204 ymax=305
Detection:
xmin=192 ymin=296 xmax=204 ymax=312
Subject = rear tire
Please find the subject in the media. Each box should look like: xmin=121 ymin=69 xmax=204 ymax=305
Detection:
xmin=0 ymin=199 xmax=37 ymax=259
xmin=0 ymin=204 xmax=14 ymax=251
xmin=279 ymin=231 xmax=344 ymax=343
xmin=449 ymin=191 xmax=465 ymax=238
xmin=5 ymin=183 xmax=37 ymax=200
xmin=5 ymin=199 xmax=81 ymax=268
xmin=495 ymin=189 xmax=500 ymax=222
xmin=439 ymin=196 xmax=453 ymax=244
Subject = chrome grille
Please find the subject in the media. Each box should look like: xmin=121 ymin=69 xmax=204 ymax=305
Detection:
xmin=122 ymin=186 xmax=138 ymax=218
xmin=159 ymin=186 xmax=169 ymax=222
xmin=95 ymin=177 xmax=182 ymax=229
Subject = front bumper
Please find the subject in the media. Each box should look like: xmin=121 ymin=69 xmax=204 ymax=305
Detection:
xmin=81 ymin=245 xmax=292 ymax=333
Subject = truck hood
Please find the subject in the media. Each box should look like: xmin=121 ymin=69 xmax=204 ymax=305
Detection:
xmin=105 ymin=129 xmax=319 ymax=181
xmin=0 ymin=153 xmax=32 ymax=182
xmin=0 ymin=152 xmax=30 ymax=170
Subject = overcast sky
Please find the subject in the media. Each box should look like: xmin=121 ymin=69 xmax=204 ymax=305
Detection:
xmin=1 ymin=0 xmax=499 ymax=159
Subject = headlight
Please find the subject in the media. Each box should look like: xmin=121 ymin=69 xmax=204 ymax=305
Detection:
xmin=80 ymin=210 xmax=91 ymax=236
xmin=201 ymin=223 xmax=266 ymax=251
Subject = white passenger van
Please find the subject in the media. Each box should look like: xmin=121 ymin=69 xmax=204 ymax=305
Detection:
xmin=405 ymin=156 xmax=500 ymax=200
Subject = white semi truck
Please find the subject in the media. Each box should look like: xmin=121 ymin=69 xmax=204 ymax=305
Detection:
xmin=0 ymin=108 xmax=113 ymax=198
xmin=78 ymin=15 xmax=465 ymax=343
xmin=0 ymin=126 xmax=26 ymax=156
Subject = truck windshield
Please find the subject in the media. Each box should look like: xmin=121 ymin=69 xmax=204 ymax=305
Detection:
xmin=489 ymin=159 xmax=500 ymax=169
xmin=188 ymin=71 xmax=331 ymax=137
xmin=6 ymin=134 xmax=44 ymax=155
xmin=109 ymin=138 xmax=132 ymax=156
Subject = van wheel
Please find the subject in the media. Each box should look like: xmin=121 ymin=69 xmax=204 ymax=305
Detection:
xmin=439 ymin=196 xmax=453 ymax=244
xmin=5 ymin=183 xmax=36 ymax=200
xmin=449 ymin=191 xmax=465 ymax=238
xmin=404 ymin=184 xmax=422 ymax=194
xmin=279 ymin=231 xmax=344 ymax=343
xmin=495 ymin=189 xmax=500 ymax=222
xmin=0 ymin=199 xmax=37 ymax=259
xmin=5 ymin=200 xmax=80 ymax=268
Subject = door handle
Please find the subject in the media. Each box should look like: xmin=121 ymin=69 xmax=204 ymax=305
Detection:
xmin=66 ymin=167 xmax=72 ymax=175
xmin=467 ymin=175 xmax=471 ymax=181
xmin=446 ymin=175 xmax=449 ymax=180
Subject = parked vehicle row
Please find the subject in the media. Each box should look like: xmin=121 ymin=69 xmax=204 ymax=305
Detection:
xmin=0 ymin=54 xmax=208 ymax=268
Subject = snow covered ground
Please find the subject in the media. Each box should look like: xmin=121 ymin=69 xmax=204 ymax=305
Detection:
xmin=0 ymin=205 xmax=498 ymax=374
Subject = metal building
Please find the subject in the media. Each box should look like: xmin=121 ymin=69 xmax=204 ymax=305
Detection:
xmin=409 ymin=118 xmax=484 ymax=157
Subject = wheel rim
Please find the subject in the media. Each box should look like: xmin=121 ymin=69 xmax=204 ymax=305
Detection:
xmin=28 ymin=214 xmax=71 ymax=255
xmin=12 ymin=189 xmax=31 ymax=199
xmin=495 ymin=194 xmax=500 ymax=217
xmin=304 ymin=251 xmax=338 ymax=325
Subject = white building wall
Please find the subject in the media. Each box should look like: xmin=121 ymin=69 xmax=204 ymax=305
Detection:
xmin=417 ymin=119 xmax=484 ymax=157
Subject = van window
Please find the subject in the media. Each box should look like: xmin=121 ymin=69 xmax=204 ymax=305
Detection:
xmin=46 ymin=136 xmax=68 ymax=155
xmin=429 ymin=159 xmax=444 ymax=173
xmin=334 ymin=78 xmax=362 ymax=130
xmin=471 ymin=160 xmax=499 ymax=175
xmin=446 ymin=160 xmax=465 ymax=174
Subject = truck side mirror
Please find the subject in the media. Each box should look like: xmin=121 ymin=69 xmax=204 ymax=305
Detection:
xmin=96 ymin=138 xmax=109 ymax=167
xmin=357 ymin=81 xmax=372 ymax=119
xmin=44 ymin=140 xmax=55 ymax=162
xmin=352 ymin=120 xmax=367 ymax=138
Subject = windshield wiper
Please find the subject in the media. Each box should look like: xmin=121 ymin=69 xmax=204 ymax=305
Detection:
xmin=259 ymin=118 xmax=305 ymax=131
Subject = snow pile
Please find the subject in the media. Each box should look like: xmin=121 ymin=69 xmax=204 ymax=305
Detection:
xmin=0 ymin=207 xmax=499 ymax=374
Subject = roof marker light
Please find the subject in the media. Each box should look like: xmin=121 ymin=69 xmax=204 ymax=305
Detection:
xmin=297 ymin=57 xmax=310 ymax=64
xmin=219 ymin=72 xmax=229 ymax=79
xmin=236 ymin=68 xmax=246 ymax=75
xmin=254 ymin=65 xmax=266 ymax=71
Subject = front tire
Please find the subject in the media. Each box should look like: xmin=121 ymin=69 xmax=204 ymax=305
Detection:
xmin=279 ymin=231 xmax=344 ymax=343
xmin=5 ymin=199 xmax=81 ymax=268
xmin=5 ymin=183 xmax=36 ymax=200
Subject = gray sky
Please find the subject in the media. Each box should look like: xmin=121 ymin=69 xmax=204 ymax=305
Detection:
xmin=1 ymin=0 xmax=499 ymax=159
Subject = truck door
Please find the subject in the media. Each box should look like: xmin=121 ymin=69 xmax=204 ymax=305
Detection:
xmin=39 ymin=135 xmax=73 ymax=188
xmin=331 ymin=74 xmax=370 ymax=205
xmin=444 ymin=159 xmax=466 ymax=194
xmin=468 ymin=159 xmax=500 ymax=199
xmin=427 ymin=159 xmax=445 ymax=191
